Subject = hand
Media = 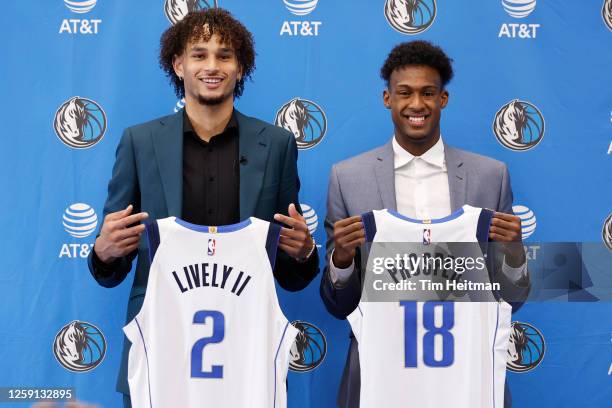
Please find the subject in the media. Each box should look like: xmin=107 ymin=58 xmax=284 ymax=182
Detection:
xmin=273 ymin=203 xmax=314 ymax=261
xmin=332 ymin=216 xmax=365 ymax=269
xmin=489 ymin=212 xmax=525 ymax=267
xmin=94 ymin=204 xmax=149 ymax=264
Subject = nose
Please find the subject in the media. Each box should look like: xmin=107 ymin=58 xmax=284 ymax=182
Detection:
xmin=408 ymin=93 xmax=425 ymax=111
xmin=203 ymin=56 xmax=220 ymax=73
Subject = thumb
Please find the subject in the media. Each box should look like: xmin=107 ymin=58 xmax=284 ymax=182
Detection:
xmin=122 ymin=204 xmax=134 ymax=217
xmin=288 ymin=203 xmax=300 ymax=218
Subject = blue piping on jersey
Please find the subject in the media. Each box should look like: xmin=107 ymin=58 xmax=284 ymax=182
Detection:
xmin=492 ymin=303 xmax=500 ymax=408
xmin=274 ymin=322 xmax=291 ymax=408
xmin=135 ymin=318 xmax=154 ymax=408
xmin=357 ymin=305 xmax=363 ymax=317
xmin=174 ymin=217 xmax=252 ymax=233
xmin=387 ymin=206 xmax=465 ymax=224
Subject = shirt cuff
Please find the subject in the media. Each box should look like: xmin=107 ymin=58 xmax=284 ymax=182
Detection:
xmin=329 ymin=249 xmax=355 ymax=287
xmin=501 ymin=256 xmax=528 ymax=284
xmin=91 ymin=247 xmax=120 ymax=278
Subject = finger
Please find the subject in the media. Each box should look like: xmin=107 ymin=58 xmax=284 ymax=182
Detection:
xmin=343 ymin=237 xmax=366 ymax=249
xmin=278 ymin=243 xmax=299 ymax=257
xmin=279 ymin=226 xmax=308 ymax=240
xmin=274 ymin=214 xmax=308 ymax=231
xmin=335 ymin=221 xmax=364 ymax=236
xmin=105 ymin=204 xmax=133 ymax=222
xmin=120 ymin=243 xmax=140 ymax=255
xmin=118 ymin=235 xmax=141 ymax=247
xmin=493 ymin=212 xmax=519 ymax=222
xmin=279 ymin=236 xmax=307 ymax=249
xmin=115 ymin=223 xmax=146 ymax=240
xmin=489 ymin=225 xmax=520 ymax=240
xmin=336 ymin=229 xmax=365 ymax=245
xmin=288 ymin=203 xmax=301 ymax=219
xmin=490 ymin=217 xmax=519 ymax=230
xmin=334 ymin=216 xmax=362 ymax=229
xmin=115 ymin=212 xmax=149 ymax=229
xmin=488 ymin=232 xmax=513 ymax=242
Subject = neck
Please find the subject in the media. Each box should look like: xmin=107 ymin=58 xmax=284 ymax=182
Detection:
xmin=184 ymin=96 xmax=234 ymax=142
xmin=394 ymin=131 xmax=440 ymax=156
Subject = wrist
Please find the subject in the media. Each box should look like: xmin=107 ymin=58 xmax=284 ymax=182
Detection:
xmin=297 ymin=237 xmax=316 ymax=263
xmin=332 ymin=250 xmax=352 ymax=269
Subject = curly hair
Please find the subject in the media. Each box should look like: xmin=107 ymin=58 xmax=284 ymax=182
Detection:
xmin=380 ymin=41 xmax=454 ymax=88
xmin=159 ymin=8 xmax=256 ymax=99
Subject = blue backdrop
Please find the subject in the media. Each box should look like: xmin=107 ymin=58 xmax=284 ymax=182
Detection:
xmin=1 ymin=0 xmax=611 ymax=407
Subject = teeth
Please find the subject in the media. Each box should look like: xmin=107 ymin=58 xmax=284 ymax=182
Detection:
xmin=408 ymin=116 xmax=425 ymax=123
xmin=203 ymin=78 xmax=222 ymax=83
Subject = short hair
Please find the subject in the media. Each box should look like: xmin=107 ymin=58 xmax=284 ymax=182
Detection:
xmin=380 ymin=40 xmax=454 ymax=88
xmin=159 ymin=8 xmax=256 ymax=99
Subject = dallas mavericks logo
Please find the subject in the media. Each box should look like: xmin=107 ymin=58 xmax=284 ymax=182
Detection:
xmin=289 ymin=321 xmax=327 ymax=372
xmin=502 ymin=0 xmax=537 ymax=18
xmin=275 ymin=98 xmax=327 ymax=149
xmin=300 ymin=203 xmax=318 ymax=234
xmin=493 ymin=99 xmax=544 ymax=151
xmin=512 ymin=205 xmax=537 ymax=239
xmin=506 ymin=322 xmax=545 ymax=373
xmin=603 ymin=0 xmax=612 ymax=30
xmin=63 ymin=203 xmax=98 ymax=238
xmin=53 ymin=321 xmax=106 ymax=372
xmin=384 ymin=0 xmax=437 ymax=35
xmin=602 ymin=214 xmax=612 ymax=251
xmin=164 ymin=0 xmax=218 ymax=25
xmin=64 ymin=0 xmax=97 ymax=14
xmin=53 ymin=97 xmax=107 ymax=149
xmin=284 ymin=0 xmax=319 ymax=16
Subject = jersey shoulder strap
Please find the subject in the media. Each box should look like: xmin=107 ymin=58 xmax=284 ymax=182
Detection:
xmin=145 ymin=220 xmax=161 ymax=264
xmin=265 ymin=222 xmax=282 ymax=270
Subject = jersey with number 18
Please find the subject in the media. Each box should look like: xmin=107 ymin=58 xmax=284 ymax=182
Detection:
xmin=349 ymin=205 xmax=512 ymax=408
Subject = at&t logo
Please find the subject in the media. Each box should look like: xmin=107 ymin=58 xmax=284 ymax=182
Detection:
xmin=59 ymin=0 xmax=102 ymax=35
xmin=289 ymin=321 xmax=327 ymax=372
xmin=59 ymin=203 xmax=97 ymax=259
xmin=506 ymin=321 xmax=545 ymax=373
xmin=384 ymin=0 xmax=437 ymax=35
xmin=512 ymin=205 xmax=537 ymax=240
xmin=54 ymin=97 xmax=107 ymax=149
xmin=275 ymin=98 xmax=327 ymax=149
xmin=300 ymin=203 xmax=318 ymax=234
xmin=493 ymin=99 xmax=544 ymax=151
xmin=280 ymin=0 xmax=322 ymax=37
xmin=498 ymin=0 xmax=540 ymax=39
xmin=54 ymin=320 xmax=106 ymax=372
xmin=164 ymin=0 xmax=218 ymax=25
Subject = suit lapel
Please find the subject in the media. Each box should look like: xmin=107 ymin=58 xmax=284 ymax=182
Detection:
xmin=236 ymin=111 xmax=270 ymax=220
xmin=445 ymin=145 xmax=467 ymax=211
xmin=374 ymin=140 xmax=397 ymax=211
xmin=151 ymin=111 xmax=183 ymax=217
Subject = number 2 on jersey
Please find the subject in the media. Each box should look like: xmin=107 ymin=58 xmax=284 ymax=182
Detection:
xmin=400 ymin=301 xmax=454 ymax=368
xmin=191 ymin=310 xmax=225 ymax=378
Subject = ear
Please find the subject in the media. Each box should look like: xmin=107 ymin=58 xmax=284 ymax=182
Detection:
xmin=172 ymin=54 xmax=184 ymax=80
xmin=440 ymin=89 xmax=449 ymax=109
xmin=237 ymin=65 xmax=243 ymax=82
xmin=383 ymin=88 xmax=391 ymax=109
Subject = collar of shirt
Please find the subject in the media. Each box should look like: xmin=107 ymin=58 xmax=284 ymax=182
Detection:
xmin=392 ymin=135 xmax=446 ymax=170
xmin=183 ymin=109 xmax=239 ymax=144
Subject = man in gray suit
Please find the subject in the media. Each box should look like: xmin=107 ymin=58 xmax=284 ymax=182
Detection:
xmin=320 ymin=41 xmax=530 ymax=407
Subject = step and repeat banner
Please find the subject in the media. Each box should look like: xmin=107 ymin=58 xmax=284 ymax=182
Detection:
xmin=1 ymin=1 xmax=611 ymax=407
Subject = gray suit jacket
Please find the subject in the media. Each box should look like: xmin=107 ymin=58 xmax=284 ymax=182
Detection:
xmin=320 ymin=139 xmax=530 ymax=407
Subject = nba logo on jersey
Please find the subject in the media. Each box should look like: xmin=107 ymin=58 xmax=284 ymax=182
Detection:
xmin=422 ymin=228 xmax=431 ymax=245
xmin=207 ymin=238 xmax=216 ymax=256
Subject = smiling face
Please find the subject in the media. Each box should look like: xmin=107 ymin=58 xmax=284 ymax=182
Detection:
xmin=173 ymin=32 xmax=242 ymax=106
xmin=383 ymin=64 xmax=448 ymax=153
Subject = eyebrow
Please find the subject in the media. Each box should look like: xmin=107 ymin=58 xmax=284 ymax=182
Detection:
xmin=189 ymin=46 xmax=234 ymax=52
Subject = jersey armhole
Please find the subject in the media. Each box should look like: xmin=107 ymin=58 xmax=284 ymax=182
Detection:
xmin=361 ymin=211 xmax=377 ymax=243
xmin=476 ymin=209 xmax=494 ymax=243
xmin=145 ymin=221 xmax=160 ymax=264
xmin=266 ymin=222 xmax=282 ymax=270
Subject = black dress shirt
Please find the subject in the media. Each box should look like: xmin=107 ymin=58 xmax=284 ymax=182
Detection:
xmin=182 ymin=110 xmax=239 ymax=226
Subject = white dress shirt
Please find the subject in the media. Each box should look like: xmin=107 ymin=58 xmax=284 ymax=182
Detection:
xmin=330 ymin=136 xmax=527 ymax=285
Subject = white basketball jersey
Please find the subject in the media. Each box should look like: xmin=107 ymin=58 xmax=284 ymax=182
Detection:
xmin=349 ymin=205 xmax=512 ymax=408
xmin=124 ymin=217 xmax=298 ymax=408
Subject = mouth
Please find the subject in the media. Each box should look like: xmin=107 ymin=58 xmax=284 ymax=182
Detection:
xmin=404 ymin=114 xmax=429 ymax=128
xmin=199 ymin=76 xmax=224 ymax=89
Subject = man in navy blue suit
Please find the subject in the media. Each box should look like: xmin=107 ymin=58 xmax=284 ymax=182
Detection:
xmin=87 ymin=9 xmax=318 ymax=407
